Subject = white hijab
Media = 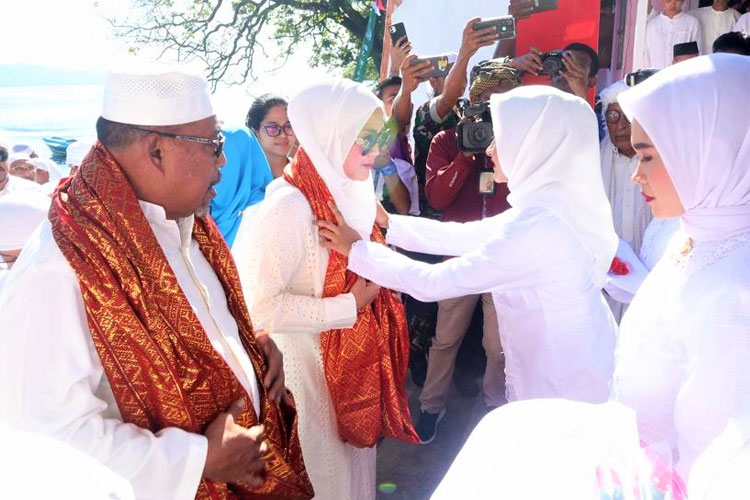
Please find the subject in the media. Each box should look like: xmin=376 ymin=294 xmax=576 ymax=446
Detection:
xmin=287 ymin=78 xmax=384 ymax=239
xmin=490 ymin=86 xmax=618 ymax=286
xmin=619 ymin=54 xmax=750 ymax=243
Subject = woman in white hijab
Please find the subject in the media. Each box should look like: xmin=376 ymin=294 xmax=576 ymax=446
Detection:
xmin=319 ymin=85 xmax=619 ymax=404
xmin=241 ymin=78 xmax=416 ymax=500
xmin=611 ymin=53 xmax=750 ymax=481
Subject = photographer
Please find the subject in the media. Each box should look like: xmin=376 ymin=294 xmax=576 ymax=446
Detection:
xmin=411 ymin=60 xmax=521 ymax=443
xmin=509 ymin=42 xmax=600 ymax=101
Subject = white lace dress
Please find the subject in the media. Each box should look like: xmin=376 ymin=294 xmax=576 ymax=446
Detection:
xmin=238 ymin=178 xmax=376 ymax=500
xmin=612 ymin=229 xmax=750 ymax=480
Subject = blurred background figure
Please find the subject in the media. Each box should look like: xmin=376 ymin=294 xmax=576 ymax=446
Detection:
xmin=673 ymin=41 xmax=700 ymax=63
xmin=246 ymin=94 xmax=295 ymax=178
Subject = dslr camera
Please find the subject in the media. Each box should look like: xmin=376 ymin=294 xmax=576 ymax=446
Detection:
xmin=625 ymin=68 xmax=659 ymax=87
xmin=538 ymin=50 xmax=565 ymax=76
xmin=456 ymin=98 xmax=493 ymax=154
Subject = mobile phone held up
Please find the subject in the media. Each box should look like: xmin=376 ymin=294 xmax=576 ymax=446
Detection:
xmin=389 ymin=23 xmax=408 ymax=45
xmin=472 ymin=16 xmax=516 ymax=40
xmin=409 ymin=54 xmax=454 ymax=79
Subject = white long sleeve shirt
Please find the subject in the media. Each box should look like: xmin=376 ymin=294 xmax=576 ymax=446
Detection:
xmin=348 ymin=208 xmax=617 ymax=403
xmin=690 ymin=6 xmax=741 ymax=54
xmin=0 ymin=200 xmax=261 ymax=500
xmin=644 ymin=12 xmax=703 ymax=68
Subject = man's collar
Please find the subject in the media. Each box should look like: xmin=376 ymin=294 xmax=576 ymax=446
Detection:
xmin=138 ymin=200 xmax=195 ymax=251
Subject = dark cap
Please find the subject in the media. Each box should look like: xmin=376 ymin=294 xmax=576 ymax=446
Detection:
xmin=673 ymin=41 xmax=699 ymax=58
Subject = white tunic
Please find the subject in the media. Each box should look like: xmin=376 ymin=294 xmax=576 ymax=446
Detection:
xmin=0 ymin=200 xmax=262 ymax=500
xmin=242 ymin=179 xmax=376 ymax=500
xmin=734 ymin=12 xmax=750 ymax=32
xmin=690 ymin=6 xmax=741 ymax=54
xmin=0 ymin=175 xmax=43 ymax=198
xmin=348 ymin=208 xmax=617 ymax=403
xmin=644 ymin=12 xmax=703 ymax=68
xmin=612 ymin=229 xmax=750 ymax=479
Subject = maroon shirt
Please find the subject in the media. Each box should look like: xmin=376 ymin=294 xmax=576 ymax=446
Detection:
xmin=425 ymin=128 xmax=510 ymax=223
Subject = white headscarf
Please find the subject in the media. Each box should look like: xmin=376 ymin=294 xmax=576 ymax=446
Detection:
xmin=0 ymin=191 xmax=51 ymax=251
xmin=287 ymin=78 xmax=384 ymax=239
xmin=490 ymin=86 xmax=618 ymax=286
xmin=618 ymin=54 xmax=750 ymax=243
xmin=599 ymin=80 xmax=629 ymax=109
xmin=32 ymin=157 xmax=65 ymax=183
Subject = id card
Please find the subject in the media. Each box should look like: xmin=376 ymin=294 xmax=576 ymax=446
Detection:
xmin=478 ymin=171 xmax=496 ymax=195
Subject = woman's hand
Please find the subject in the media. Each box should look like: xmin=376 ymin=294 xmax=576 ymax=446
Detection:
xmin=316 ymin=201 xmax=362 ymax=258
xmin=375 ymin=200 xmax=390 ymax=228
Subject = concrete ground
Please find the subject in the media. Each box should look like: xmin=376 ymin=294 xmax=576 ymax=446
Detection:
xmin=375 ymin=374 xmax=507 ymax=499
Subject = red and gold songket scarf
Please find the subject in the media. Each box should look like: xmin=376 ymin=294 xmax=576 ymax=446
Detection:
xmin=284 ymin=148 xmax=419 ymax=448
xmin=49 ymin=143 xmax=313 ymax=500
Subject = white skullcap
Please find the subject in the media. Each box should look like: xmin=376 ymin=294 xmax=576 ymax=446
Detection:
xmin=8 ymin=153 xmax=32 ymax=165
xmin=600 ymin=80 xmax=629 ymax=109
xmin=0 ymin=191 xmax=51 ymax=251
xmin=101 ymin=62 xmax=215 ymax=126
xmin=11 ymin=144 xmax=34 ymax=156
xmin=66 ymin=140 xmax=95 ymax=166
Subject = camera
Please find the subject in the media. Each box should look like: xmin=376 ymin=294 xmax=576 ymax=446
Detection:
xmin=625 ymin=68 xmax=659 ymax=87
xmin=456 ymin=98 xmax=493 ymax=154
xmin=538 ymin=51 xmax=565 ymax=76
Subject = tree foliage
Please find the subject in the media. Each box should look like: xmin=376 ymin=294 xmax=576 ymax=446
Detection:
xmin=112 ymin=0 xmax=386 ymax=88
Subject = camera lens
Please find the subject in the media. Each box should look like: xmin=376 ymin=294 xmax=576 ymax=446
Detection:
xmin=472 ymin=127 xmax=490 ymax=143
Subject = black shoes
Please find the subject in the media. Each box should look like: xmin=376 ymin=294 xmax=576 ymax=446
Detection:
xmin=415 ymin=408 xmax=446 ymax=444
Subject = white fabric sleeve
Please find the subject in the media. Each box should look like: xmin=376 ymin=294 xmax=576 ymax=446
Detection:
xmin=243 ymin=191 xmax=357 ymax=334
xmin=393 ymin=159 xmax=421 ymax=216
xmin=386 ymin=212 xmax=506 ymax=257
xmin=348 ymin=231 xmax=542 ymax=303
xmin=0 ymin=232 xmax=207 ymax=500
xmin=603 ymin=239 xmax=650 ymax=303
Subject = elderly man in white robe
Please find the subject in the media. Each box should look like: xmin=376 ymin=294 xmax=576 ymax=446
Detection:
xmin=690 ymin=0 xmax=741 ymax=55
xmin=599 ymin=81 xmax=652 ymax=322
xmin=0 ymin=142 xmax=41 ymax=198
xmin=644 ymin=0 xmax=703 ymax=68
xmin=0 ymin=64 xmax=312 ymax=500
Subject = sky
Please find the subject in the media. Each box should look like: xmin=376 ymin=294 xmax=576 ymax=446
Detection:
xmin=1 ymin=0 xmax=336 ymax=125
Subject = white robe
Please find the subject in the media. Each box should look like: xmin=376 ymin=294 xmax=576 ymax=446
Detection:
xmin=690 ymin=6 xmax=741 ymax=54
xmin=734 ymin=12 xmax=750 ymax=32
xmin=612 ymin=229 xmax=750 ymax=479
xmin=242 ymin=179 xmax=376 ymax=500
xmin=644 ymin=12 xmax=703 ymax=68
xmin=0 ymin=174 xmax=43 ymax=198
xmin=0 ymin=200 xmax=261 ymax=500
xmin=348 ymin=209 xmax=617 ymax=403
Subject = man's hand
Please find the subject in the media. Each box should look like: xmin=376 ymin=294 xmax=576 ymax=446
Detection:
xmin=316 ymin=201 xmax=362 ymax=258
xmin=390 ymin=36 xmax=412 ymax=77
xmin=400 ymin=55 xmax=433 ymax=94
xmin=375 ymin=200 xmax=390 ymax=229
xmin=560 ymin=51 xmax=590 ymax=99
xmin=458 ymin=18 xmax=500 ymax=63
xmin=254 ymin=331 xmax=289 ymax=405
xmin=203 ymin=400 xmax=268 ymax=487
xmin=510 ymin=47 xmax=543 ymax=74
xmin=350 ymin=277 xmax=381 ymax=311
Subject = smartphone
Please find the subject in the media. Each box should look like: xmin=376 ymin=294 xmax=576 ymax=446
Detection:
xmin=409 ymin=54 xmax=452 ymax=78
xmin=389 ymin=23 xmax=408 ymax=45
xmin=472 ymin=16 xmax=516 ymax=40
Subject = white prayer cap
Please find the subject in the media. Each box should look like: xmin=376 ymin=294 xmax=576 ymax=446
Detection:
xmin=66 ymin=139 xmax=95 ymax=166
xmin=11 ymin=144 xmax=34 ymax=156
xmin=599 ymin=80 xmax=629 ymax=109
xmin=101 ymin=62 xmax=215 ymax=126
xmin=0 ymin=191 xmax=51 ymax=251
xmin=8 ymin=152 xmax=32 ymax=165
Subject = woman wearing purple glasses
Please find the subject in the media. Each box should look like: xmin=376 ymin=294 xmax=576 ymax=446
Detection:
xmin=246 ymin=94 xmax=297 ymax=178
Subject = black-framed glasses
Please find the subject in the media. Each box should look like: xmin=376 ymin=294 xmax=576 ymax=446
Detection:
xmin=263 ymin=123 xmax=294 ymax=137
xmin=355 ymin=120 xmax=397 ymax=156
xmin=129 ymin=126 xmax=225 ymax=158
xmin=605 ymin=109 xmax=630 ymax=125
xmin=0 ymin=148 xmax=7 ymax=162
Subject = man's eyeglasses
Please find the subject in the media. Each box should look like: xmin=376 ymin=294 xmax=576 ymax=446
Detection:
xmin=129 ymin=126 xmax=225 ymax=158
xmin=355 ymin=121 xmax=397 ymax=156
xmin=605 ymin=109 xmax=630 ymax=126
xmin=0 ymin=148 xmax=8 ymax=162
xmin=263 ymin=123 xmax=294 ymax=137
